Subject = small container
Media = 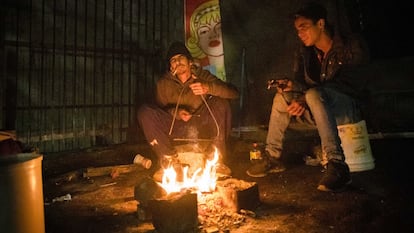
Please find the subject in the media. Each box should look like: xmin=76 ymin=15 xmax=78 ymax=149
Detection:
xmin=249 ymin=143 xmax=262 ymax=162
xmin=133 ymin=154 xmax=152 ymax=169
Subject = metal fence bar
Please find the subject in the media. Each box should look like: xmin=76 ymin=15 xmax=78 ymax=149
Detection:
xmin=27 ymin=0 xmax=33 ymax=146
xmin=73 ymin=0 xmax=78 ymax=149
xmin=82 ymin=0 xmax=88 ymax=149
xmin=51 ymin=0 xmax=57 ymax=151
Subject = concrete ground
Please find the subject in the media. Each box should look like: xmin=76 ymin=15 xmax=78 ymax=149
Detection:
xmin=40 ymin=127 xmax=414 ymax=233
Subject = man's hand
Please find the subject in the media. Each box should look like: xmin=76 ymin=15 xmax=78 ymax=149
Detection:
xmin=287 ymin=99 xmax=306 ymax=116
xmin=189 ymin=81 xmax=209 ymax=95
xmin=178 ymin=109 xmax=192 ymax=122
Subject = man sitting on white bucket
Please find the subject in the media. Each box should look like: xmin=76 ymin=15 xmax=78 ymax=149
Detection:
xmin=246 ymin=2 xmax=371 ymax=192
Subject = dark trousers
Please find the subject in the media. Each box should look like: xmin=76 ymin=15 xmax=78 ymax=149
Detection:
xmin=137 ymin=96 xmax=232 ymax=161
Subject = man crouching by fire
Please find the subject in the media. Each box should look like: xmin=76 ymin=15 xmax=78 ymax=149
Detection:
xmin=137 ymin=41 xmax=239 ymax=181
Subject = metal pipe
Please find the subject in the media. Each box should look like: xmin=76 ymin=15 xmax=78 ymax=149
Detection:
xmin=173 ymin=138 xmax=213 ymax=142
xmin=238 ymin=47 xmax=246 ymax=138
xmin=369 ymin=132 xmax=414 ymax=139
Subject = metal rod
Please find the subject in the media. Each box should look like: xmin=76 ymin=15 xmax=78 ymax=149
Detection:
xmin=369 ymin=132 xmax=414 ymax=139
xmin=238 ymin=47 xmax=246 ymax=138
xmin=173 ymin=138 xmax=213 ymax=142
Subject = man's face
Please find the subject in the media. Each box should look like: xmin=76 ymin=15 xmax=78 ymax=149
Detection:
xmin=294 ymin=16 xmax=323 ymax=47
xmin=169 ymin=54 xmax=191 ymax=75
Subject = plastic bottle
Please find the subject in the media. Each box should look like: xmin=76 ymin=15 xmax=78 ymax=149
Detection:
xmin=249 ymin=143 xmax=262 ymax=163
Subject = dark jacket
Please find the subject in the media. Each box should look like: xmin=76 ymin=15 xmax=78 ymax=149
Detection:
xmin=155 ymin=65 xmax=239 ymax=115
xmin=293 ymin=32 xmax=370 ymax=98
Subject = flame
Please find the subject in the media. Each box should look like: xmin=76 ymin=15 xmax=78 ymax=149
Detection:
xmin=159 ymin=147 xmax=219 ymax=194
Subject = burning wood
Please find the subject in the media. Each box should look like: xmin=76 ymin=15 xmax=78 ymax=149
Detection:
xmin=134 ymin=147 xmax=261 ymax=231
xmin=197 ymin=179 xmax=259 ymax=231
xmin=135 ymin=177 xmax=260 ymax=231
xmin=158 ymin=147 xmax=219 ymax=194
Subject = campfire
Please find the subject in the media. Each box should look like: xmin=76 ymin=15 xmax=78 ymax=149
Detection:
xmin=159 ymin=147 xmax=219 ymax=194
xmin=134 ymin=146 xmax=260 ymax=233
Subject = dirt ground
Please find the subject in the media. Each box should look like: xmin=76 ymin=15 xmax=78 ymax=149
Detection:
xmin=42 ymin=132 xmax=414 ymax=233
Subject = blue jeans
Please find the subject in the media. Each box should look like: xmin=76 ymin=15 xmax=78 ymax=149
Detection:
xmin=266 ymin=86 xmax=361 ymax=161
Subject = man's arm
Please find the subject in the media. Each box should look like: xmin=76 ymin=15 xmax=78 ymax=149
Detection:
xmin=193 ymin=68 xmax=239 ymax=99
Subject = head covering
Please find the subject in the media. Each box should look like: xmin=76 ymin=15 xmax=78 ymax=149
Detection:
xmin=166 ymin=41 xmax=192 ymax=62
xmin=295 ymin=2 xmax=327 ymax=22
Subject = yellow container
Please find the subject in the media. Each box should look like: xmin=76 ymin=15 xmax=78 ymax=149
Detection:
xmin=0 ymin=153 xmax=45 ymax=233
xmin=337 ymin=120 xmax=375 ymax=172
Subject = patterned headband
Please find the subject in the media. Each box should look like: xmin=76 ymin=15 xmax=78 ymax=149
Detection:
xmin=194 ymin=5 xmax=220 ymax=25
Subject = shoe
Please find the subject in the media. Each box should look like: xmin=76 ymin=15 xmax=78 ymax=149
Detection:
xmin=215 ymin=163 xmax=232 ymax=177
xmin=246 ymin=151 xmax=285 ymax=178
xmin=317 ymin=159 xmax=352 ymax=192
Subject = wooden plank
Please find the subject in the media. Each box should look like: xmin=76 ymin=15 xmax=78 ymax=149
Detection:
xmin=83 ymin=164 xmax=141 ymax=178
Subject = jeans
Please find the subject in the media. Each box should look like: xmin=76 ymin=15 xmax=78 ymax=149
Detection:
xmin=266 ymin=86 xmax=361 ymax=161
xmin=137 ymin=96 xmax=232 ymax=161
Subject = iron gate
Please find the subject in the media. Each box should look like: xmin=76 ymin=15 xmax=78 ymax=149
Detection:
xmin=1 ymin=0 xmax=184 ymax=152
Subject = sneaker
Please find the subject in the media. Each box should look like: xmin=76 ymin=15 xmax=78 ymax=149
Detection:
xmin=317 ymin=159 xmax=351 ymax=192
xmin=215 ymin=163 xmax=232 ymax=178
xmin=246 ymin=151 xmax=285 ymax=178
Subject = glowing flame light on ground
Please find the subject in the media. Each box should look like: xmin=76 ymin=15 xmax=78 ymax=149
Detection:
xmin=160 ymin=147 xmax=219 ymax=194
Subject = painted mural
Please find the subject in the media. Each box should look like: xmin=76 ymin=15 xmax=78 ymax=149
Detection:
xmin=185 ymin=0 xmax=226 ymax=81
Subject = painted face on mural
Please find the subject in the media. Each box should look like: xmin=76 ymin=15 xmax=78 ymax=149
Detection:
xmin=197 ymin=20 xmax=223 ymax=57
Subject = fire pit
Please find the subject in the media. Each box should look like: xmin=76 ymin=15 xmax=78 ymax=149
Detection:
xmin=134 ymin=148 xmax=260 ymax=232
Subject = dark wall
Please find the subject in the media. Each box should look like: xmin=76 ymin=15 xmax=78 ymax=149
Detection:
xmin=351 ymin=0 xmax=414 ymax=59
xmin=221 ymin=0 xmax=302 ymax=127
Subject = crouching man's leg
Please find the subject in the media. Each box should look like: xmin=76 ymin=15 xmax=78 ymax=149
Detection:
xmin=137 ymin=104 xmax=182 ymax=181
xmin=305 ymin=87 xmax=352 ymax=192
xmin=247 ymin=93 xmax=290 ymax=177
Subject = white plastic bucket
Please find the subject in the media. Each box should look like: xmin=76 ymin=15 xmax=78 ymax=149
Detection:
xmin=337 ymin=120 xmax=375 ymax=172
xmin=0 ymin=153 xmax=45 ymax=233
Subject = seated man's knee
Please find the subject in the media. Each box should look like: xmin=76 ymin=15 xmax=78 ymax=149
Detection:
xmin=137 ymin=104 xmax=157 ymax=122
xmin=304 ymin=88 xmax=323 ymax=104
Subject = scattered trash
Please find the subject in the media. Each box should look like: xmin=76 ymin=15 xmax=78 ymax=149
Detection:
xmin=52 ymin=193 xmax=72 ymax=203
xmin=133 ymin=154 xmax=152 ymax=169
xmin=53 ymin=170 xmax=83 ymax=185
xmin=239 ymin=209 xmax=256 ymax=218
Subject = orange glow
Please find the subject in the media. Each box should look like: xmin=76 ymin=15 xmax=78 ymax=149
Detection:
xmin=159 ymin=147 xmax=219 ymax=194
